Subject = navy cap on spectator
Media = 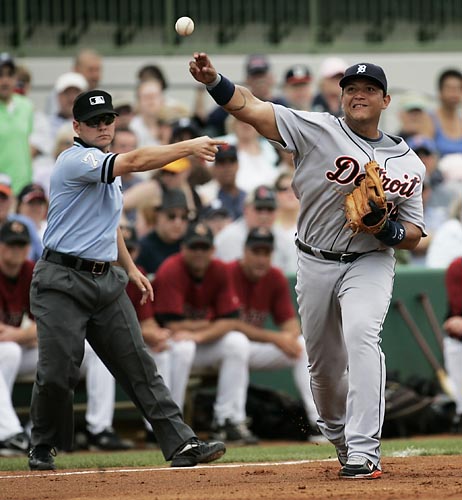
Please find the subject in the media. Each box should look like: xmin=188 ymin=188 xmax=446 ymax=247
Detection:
xmin=215 ymin=144 xmax=238 ymax=163
xmin=339 ymin=63 xmax=388 ymax=94
xmin=0 ymin=52 xmax=15 ymax=71
xmin=245 ymin=227 xmax=274 ymax=250
xmin=251 ymin=185 xmax=277 ymax=210
xmin=0 ymin=220 xmax=30 ymax=245
xmin=202 ymin=199 xmax=231 ymax=219
xmin=18 ymin=183 xmax=47 ymax=205
xmin=246 ymin=54 xmax=270 ymax=76
xmin=171 ymin=117 xmax=201 ymax=141
xmin=158 ymin=188 xmax=188 ymax=211
xmin=285 ymin=65 xmax=312 ymax=85
xmin=73 ymin=90 xmax=119 ymax=121
xmin=407 ymin=135 xmax=437 ymax=156
xmin=183 ymin=222 xmax=214 ymax=248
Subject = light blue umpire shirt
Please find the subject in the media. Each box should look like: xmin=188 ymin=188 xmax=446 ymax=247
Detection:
xmin=43 ymin=137 xmax=122 ymax=261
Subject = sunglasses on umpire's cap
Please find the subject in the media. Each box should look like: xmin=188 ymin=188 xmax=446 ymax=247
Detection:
xmin=339 ymin=63 xmax=388 ymax=94
xmin=73 ymin=89 xmax=119 ymax=122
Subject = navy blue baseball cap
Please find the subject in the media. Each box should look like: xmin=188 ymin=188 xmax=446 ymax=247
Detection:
xmin=0 ymin=220 xmax=30 ymax=245
xmin=215 ymin=144 xmax=238 ymax=163
xmin=183 ymin=222 xmax=214 ymax=248
xmin=339 ymin=63 xmax=388 ymax=94
xmin=73 ymin=89 xmax=119 ymax=121
xmin=245 ymin=227 xmax=274 ymax=250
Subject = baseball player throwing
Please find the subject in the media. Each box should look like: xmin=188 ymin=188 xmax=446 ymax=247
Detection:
xmin=190 ymin=53 xmax=426 ymax=478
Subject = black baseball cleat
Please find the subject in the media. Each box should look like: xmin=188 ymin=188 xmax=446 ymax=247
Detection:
xmin=339 ymin=456 xmax=382 ymax=479
xmin=171 ymin=438 xmax=226 ymax=467
xmin=86 ymin=428 xmax=134 ymax=451
xmin=28 ymin=445 xmax=57 ymax=471
xmin=210 ymin=419 xmax=259 ymax=445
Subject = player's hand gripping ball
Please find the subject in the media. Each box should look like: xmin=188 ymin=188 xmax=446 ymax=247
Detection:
xmin=175 ymin=16 xmax=195 ymax=36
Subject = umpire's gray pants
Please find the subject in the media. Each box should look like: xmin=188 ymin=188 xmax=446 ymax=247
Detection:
xmin=29 ymin=260 xmax=195 ymax=458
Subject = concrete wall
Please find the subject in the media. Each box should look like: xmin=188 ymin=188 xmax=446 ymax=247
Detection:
xmin=22 ymin=51 xmax=462 ymax=135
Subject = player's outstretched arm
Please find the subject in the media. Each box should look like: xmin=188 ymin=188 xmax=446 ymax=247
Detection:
xmin=189 ymin=52 xmax=282 ymax=143
xmin=113 ymin=136 xmax=225 ymax=176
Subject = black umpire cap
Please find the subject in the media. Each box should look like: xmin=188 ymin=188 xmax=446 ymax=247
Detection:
xmin=73 ymin=90 xmax=119 ymax=121
xmin=339 ymin=63 xmax=388 ymax=94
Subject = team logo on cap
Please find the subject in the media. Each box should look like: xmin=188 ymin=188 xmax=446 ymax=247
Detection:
xmin=356 ymin=65 xmax=367 ymax=74
xmin=10 ymin=221 xmax=26 ymax=234
xmin=194 ymin=223 xmax=208 ymax=236
xmin=89 ymin=96 xmax=105 ymax=105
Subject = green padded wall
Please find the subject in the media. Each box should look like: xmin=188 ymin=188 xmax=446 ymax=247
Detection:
xmin=251 ymin=266 xmax=447 ymax=398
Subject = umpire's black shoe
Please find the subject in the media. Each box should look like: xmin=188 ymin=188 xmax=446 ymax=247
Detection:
xmin=28 ymin=445 xmax=57 ymax=471
xmin=171 ymin=438 xmax=226 ymax=467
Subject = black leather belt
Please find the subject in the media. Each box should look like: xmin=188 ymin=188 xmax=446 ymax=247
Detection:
xmin=42 ymin=249 xmax=111 ymax=275
xmin=295 ymin=239 xmax=364 ymax=263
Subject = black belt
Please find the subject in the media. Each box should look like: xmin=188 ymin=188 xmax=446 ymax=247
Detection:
xmin=42 ymin=249 xmax=111 ymax=275
xmin=295 ymin=239 xmax=364 ymax=263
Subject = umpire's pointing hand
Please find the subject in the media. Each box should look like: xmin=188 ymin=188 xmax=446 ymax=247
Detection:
xmin=189 ymin=52 xmax=217 ymax=85
xmin=189 ymin=135 xmax=227 ymax=162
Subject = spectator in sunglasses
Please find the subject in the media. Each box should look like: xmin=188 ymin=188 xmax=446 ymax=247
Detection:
xmin=136 ymin=188 xmax=190 ymax=276
xmin=214 ymin=185 xmax=298 ymax=275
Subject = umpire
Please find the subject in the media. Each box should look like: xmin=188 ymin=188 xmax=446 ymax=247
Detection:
xmin=28 ymin=89 xmax=225 ymax=470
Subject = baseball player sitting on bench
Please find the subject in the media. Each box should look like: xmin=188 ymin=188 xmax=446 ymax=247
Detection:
xmin=153 ymin=221 xmax=258 ymax=445
xmin=227 ymin=227 xmax=319 ymax=435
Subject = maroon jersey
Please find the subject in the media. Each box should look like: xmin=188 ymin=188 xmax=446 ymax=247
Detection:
xmin=0 ymin=260 xmax=35 ymax=326
xmin=153 ymin=253 xmax=240 ymax=323
xmin=227 ymin=260 xmax=295 ymax=328
xmin=446 ymin=257 xmax=462 ymax=317
xmin=125 ymin=265 xmax=154 ymax=322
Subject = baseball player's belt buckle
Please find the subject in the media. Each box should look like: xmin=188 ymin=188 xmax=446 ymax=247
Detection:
xmin=91 ymin=261 xmax=106 ymax=275
xmin=339 ymin=253 xmax=350 ymax=263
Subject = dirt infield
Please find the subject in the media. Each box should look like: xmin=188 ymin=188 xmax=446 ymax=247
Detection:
xmin=1 ymin=455 xmax=462 ymax=500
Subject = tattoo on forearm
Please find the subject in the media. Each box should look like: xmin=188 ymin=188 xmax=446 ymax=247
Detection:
xmin=227 ymin=89 xmax=247 ymax=112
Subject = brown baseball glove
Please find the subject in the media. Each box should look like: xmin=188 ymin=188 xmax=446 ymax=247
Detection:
xmin=344 ymin=160 xmax=387 ymax=235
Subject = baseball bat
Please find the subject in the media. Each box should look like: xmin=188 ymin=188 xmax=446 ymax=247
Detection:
xmin=394 ymin=299 xmax=455 ymax=399
xmin=417 ymin=293 xmax=445 ymax=353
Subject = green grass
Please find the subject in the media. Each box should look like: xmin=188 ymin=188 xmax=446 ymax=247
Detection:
xmin=2 ymin=436 xmax=462 ymax=472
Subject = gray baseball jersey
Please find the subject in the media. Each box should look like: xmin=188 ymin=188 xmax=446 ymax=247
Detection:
xmin=268 ymin=104 xmax=426 ymax=467
xmin=270 ymin=105 xmax=426 ymax=252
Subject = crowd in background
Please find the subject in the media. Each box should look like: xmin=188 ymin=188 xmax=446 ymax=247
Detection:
xmin=2 ymin=47 xmax=462 ymax=456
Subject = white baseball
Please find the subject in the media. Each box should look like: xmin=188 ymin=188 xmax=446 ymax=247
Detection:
xmin=175 ymin=17 xmax=194 ymax=36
